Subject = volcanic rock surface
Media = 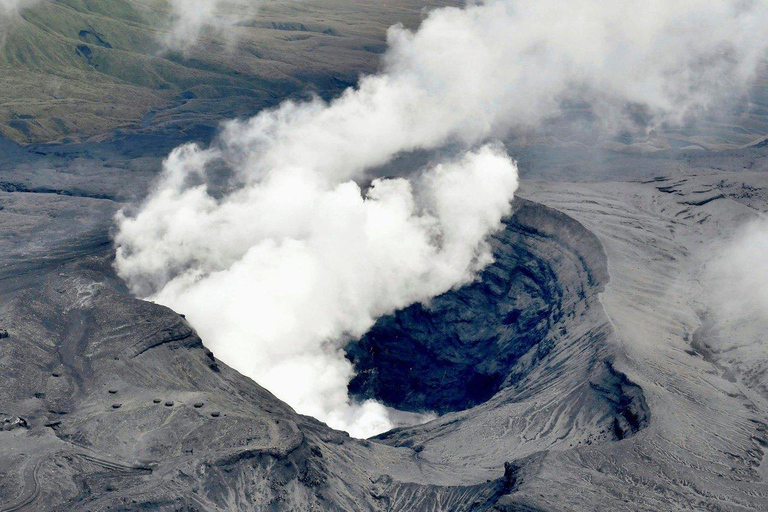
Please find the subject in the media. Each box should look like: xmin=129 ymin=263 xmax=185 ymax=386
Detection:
xmin=4 ymin=160 xmax=768 ymax=510
xmin=2 ymin=2 xmax=768 ymax=511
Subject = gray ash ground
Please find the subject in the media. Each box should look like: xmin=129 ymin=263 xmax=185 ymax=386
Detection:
xmin=3 ymin=2 xmax=768 ymax=509
xmin=3 ymin=128 xmax=768 ymax=509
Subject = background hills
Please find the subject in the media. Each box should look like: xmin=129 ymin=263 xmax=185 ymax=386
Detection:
xmin=0 ymin=0 xmax=450 ymax=143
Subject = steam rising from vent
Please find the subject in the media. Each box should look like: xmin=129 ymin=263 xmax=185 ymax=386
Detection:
xmin=117 ymin=145 xmax=517 ymax=436
xmin=116 ymin=0 xmax=768 ymax=437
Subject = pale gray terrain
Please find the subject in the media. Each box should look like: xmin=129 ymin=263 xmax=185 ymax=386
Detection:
xmin=3 ymin=146 xmax=768 ymax=510
xmin=2 ymin=1 xmax=768 ymax=511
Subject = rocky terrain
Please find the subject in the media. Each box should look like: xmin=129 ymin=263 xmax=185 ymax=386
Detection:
xmin=3 ymin=146 xmax=768 ymax=509
xmin=2 ymin=1 xmax=768 ymax=511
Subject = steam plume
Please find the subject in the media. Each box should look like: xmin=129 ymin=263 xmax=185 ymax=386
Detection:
xmin=117 ymin=144 xmax=517 ymax=437
xmin=116 ymin=0 xmax=768 ymax=437
xmin=708 ymin=217 xmax=768 ymax=323
xmin=163 ymin=0 xmax=261 ymax=52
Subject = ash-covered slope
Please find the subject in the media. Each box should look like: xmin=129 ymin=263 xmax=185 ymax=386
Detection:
xmin=0 ymin=194 xmax=500 ymax=511
xmin=3 ymin=161 xmax=768 ymax=510
xmin=497 ymin=173 xmax=768 ymax=511
xmin=2 ymin=1 xmax=768 ymax=509
xmin=0 ymin=182 xmax=651 ymax=511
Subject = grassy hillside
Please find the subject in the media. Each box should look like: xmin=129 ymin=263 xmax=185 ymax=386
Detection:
xmin=1 ymin=0 xmax=766 ymax=150
xmin=0 ymin=0 xmax=452 ymax=143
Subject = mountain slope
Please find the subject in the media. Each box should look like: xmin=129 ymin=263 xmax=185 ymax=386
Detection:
xmin=0 ymin=0 xmax=451 ymax=143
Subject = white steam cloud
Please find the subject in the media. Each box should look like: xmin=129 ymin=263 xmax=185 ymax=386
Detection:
xmin=0 ymin=0 xmax=35 ymax=14
xmin=0 ymin=1 xmax=254 ymax=48
xmin=703 ymin=216 xmax=768 ymax=395
xmin=0 ymin=0 xmax=37 ymax=34
xmin=163 ymin=0 xmax=261 ymax=52
xmin=707 ymin=217 xmax=768 ymax=323
xmin=117 ymin=145 xmax=517 ymax=437
xmin=115 ymin=0 xmax=768 ymax=437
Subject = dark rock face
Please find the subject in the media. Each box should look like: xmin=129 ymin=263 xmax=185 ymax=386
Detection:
xmin=78 ymin=30 xmax=113 ymax=49
xmin=1 ymin=416 xmax=29 ymax=432
xmin=347 ymin=199 xmax=610 ymax=414
xmin=591 ymin=361 xmax=651 ymax=440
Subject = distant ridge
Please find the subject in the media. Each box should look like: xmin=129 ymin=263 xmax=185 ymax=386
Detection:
xmin=0 ymin=0 xmax=452 ymax=143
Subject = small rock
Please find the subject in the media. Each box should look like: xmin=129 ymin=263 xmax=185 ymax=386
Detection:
xmin=193 ymin=402 xmax=204 ymax=408
xmin=108 ymin=389 xmax=118 ymax=394
xmin=2 ymin=417 xmax=28 ymax=431
xmin=165 ymin=401 xmax=174 ymax=407
xmin=111 ymin=403 xmax=122 ymax=409
xmin=210 ymin=411 xmax=220 ymax=418
xmin=52 ymin=372 xmax=61 ymax=378
xmin=0 ymin=329 xmax=8 ymax=339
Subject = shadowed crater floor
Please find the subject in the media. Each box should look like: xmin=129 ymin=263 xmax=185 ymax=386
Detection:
xmin=346 ymin=198 xmax=645 ymax=423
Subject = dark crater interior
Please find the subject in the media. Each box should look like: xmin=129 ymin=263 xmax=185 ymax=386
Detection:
xmin=346 ymin=198 xmax=612 ymax=414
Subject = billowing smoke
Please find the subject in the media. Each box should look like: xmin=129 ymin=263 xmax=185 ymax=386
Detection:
xmin=707 ymin=217 xmax=768 ymax=323
xmin=163 ymin=0 xmax=261 ymax=52
xmin=115 ymin=0 xmax=768 ymax=437
xmin=117 ymin=144 xmax=517 ymax=437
